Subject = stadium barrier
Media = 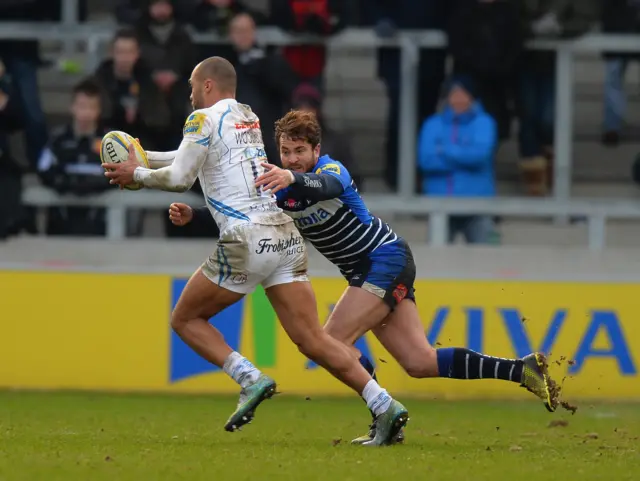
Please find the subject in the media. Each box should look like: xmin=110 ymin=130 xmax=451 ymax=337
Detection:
xmin=1 ymin=270 xmax=637 ymax=399
xmin=21 ymin=186 xmax=640 ymax=250
xmin=1 ymin=21 xmax=640 ymax=203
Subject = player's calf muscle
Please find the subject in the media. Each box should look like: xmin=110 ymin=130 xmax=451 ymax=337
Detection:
xmin=400 ymin=352 xmax=439 ymax=378
xmin=266 ymin=282 xmax=371 ymax=392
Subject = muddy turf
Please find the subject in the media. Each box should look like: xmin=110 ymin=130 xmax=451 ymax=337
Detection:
xmin=1 ymin=391 xmax=638 ymax=481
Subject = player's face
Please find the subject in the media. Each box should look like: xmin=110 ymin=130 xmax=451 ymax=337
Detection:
xmin=279 ymin=136 xmax=320 ymax=173
xmin=71 ymin=93 xmax=101 ymax=126
xmin=189 ymin=77 xmax=204 ymax=110
xmin=113 ymin=39 xmax=139 ymax=74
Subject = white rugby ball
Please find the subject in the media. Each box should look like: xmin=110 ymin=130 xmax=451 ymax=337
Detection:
xmin=100 ymin=130 xmax=150 ymax=191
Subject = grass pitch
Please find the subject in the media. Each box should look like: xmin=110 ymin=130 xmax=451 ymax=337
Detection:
xmin=1 ymin=391 xmax=638 ymax=481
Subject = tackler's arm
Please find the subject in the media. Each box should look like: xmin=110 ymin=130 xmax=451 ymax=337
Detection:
xmin=289 ymin=172 xmax=345 ymax=201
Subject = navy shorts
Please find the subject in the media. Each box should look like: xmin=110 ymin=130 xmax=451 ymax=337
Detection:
xmin=348 ymin=239 xmax=416 ymax=310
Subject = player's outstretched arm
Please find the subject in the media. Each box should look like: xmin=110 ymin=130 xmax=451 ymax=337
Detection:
xmin=133 ymin=111 xmax=212 ymax=192
xmin=146 ymin=150 xmax=178 ymax=169
xmin=289 ymin=172 xmax=344 ymax=201
xmin=288 ymin=161 xmax=351 ymax=201
xmin=131 ymin=137 xmax=177 ymax=169
xmin=255 ymin=162 xmax=345 ymax=201
xmin=133 ymin=141 xmax=206 ymax=192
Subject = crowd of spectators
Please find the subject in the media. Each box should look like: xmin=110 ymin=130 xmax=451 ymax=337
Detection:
xmin=0 ymin=0 xmax=639 ymax=244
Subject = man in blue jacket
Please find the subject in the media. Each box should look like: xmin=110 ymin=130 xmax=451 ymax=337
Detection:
xmin=418 ymin=75 xmax=497 ymax=244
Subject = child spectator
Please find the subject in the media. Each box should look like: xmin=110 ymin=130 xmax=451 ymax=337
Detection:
xmin=37 ymin=79 xmax=112 ymax=236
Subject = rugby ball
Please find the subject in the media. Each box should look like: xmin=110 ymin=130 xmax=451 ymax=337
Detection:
xmin=100 ymin=130 xmax=150 ymax=191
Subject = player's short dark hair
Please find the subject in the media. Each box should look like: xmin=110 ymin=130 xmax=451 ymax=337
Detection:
xmin=274 ymin=110 xmax=322 ymax=149
xmin=72 ymin=78 xmax=102 ymax=99
xmin=112 ymin=27 xmax=139 ymax=46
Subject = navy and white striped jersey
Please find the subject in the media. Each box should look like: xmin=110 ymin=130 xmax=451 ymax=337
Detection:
xmin=275 ymin=155 xmax=399 ymax=278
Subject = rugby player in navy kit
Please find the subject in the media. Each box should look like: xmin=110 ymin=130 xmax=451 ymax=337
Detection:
xmin=169 ymin=110 xmax=560 ymax=444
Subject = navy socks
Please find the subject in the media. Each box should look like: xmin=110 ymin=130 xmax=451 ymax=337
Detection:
xmin=436 ymin=347 xmax=524 ymax=383
xmin=359 ymin=355 xmax=377 ymax=381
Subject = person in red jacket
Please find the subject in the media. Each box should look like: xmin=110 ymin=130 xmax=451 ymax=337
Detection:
xmin=270 ymin=0 xmax=347 ymax=92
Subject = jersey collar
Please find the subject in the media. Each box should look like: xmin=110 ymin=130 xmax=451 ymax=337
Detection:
xmin=212 ymin=98 xmax=238 ymax=109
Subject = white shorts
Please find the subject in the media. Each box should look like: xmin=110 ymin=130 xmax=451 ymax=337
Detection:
xmin=201 ymin=221 xmax=309 ymax=294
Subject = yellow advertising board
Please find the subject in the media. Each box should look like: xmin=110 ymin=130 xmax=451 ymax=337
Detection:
xmin=0 ymin=271 xmax=637 ymax=399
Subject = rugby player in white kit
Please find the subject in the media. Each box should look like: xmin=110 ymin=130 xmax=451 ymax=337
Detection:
xmin=103 ymin=57 xmax=408 ymax=445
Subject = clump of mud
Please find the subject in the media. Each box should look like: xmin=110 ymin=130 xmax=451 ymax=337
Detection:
xmin=537 ymin=354 xmax=577 ymax=414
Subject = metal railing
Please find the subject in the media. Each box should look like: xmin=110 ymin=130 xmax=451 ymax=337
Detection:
xmin=22 ymin=186 xmax=640 ymax=250
xmin=22 ymin=186 xmax=202 ymax=240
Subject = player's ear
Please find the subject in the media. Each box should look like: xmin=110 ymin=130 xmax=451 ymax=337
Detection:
xmin=314 ymin=143 xmax=321 ymax=159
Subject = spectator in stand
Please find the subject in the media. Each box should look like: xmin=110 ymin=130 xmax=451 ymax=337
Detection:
xmin=601 ymin=0 xmax=640 ymax=147
xmin=368 ymin=0 xmax=452 ymax=191
xmin=93 ymin=28 xmax=171 ymax=152
xmin=0 ymin=0 xmax=53 ymax=236
xmin=291 ymin=82 xmax=361 ymax=187
xmin=189 ymin=0 xmax=265 ymax=60
xmin=448 ymin=0 xmax=523 ymax=142
xmin=191 ymin=0 xmax=266 ymax=33
xmin=115 ymin=0 xmax=193 ymax=24
xmin=270 ymin=0 xmax=348 ymax=92
xmin=518 ymin=0 xmax=598 ymax=196
xmin=228 ymin=12 xmax=298 ymax=165
xmin=37 ymin=79 xmax=112 ymax=236
xmin=135 ymin=0 xmax=196 ymax=148
xmin=0 ymin=0 xmax=49 ymax=170
xmin=417 ymin=75 xmax=497 ymax=245
xmin=0 ymin=58 xmax=25 ymax=241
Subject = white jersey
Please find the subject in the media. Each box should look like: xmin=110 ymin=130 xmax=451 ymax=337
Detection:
xmin=187 ymin=99 xmax=290 ymax=232
xmin=136 ymin=98 xmax=291 ymax=233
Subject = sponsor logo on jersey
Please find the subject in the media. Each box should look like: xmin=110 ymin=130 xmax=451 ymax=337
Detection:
xmin=304 ymin=177 xmax=323 ymax=188
xmin=316 ymin=163 xmax=341 ymax=175
xmin=283 ymin=198 xmax=314 ymax=210
xmin=244 ymin=147 xmax=267 ymax=160
xmin=183 ymin=112 xmax=206 ymax=135
xmin=294 ymin=208 xmax=330 ymax=228
xmin=249 ymin=202 xmax=280 ymax=213
xmin=235 ymin=121 xmax=261 ymax=130
xmin=255 ymin=232 xmax=305 ymax=255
